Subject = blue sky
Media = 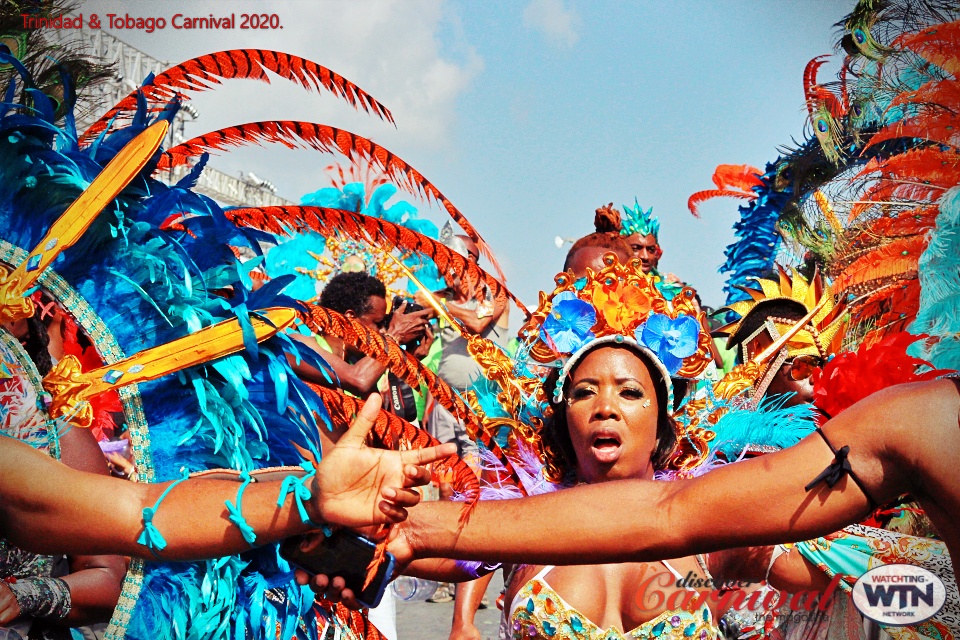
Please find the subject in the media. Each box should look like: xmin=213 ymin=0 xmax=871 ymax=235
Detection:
xmin=76 ymin=0 xmax=850 ymax=310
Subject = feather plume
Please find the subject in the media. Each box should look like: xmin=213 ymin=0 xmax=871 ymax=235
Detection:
xmin=81 ymin=49 xmax=393 ymax=143
xmin=687 ymin=164 xmax=762 ymax=217
xmin=832 ymin=235 xmax=925 ymax=296
xmin=687 ymin=189 xmax=756 ymax=217
xmin=155 ymin=120 xmax=505 ymax=279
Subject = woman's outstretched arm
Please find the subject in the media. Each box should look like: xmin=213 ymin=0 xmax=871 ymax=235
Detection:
xmin=0 ymin=394 xmax=456 ymax=561
xmin=389 ymin=381 xmax=948 ymax=567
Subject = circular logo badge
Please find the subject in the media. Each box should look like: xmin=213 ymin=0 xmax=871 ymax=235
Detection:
xmin=852 ymin=564 xmax=946 ymax=626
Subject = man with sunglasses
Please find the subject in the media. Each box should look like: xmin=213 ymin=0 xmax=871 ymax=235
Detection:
xmin=717 ymin=268 xmax=843 ymax=409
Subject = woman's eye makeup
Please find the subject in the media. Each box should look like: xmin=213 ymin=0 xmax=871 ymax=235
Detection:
xmin=569 ymin=385 xmax=644 ymax=401
xmin=570 ymin=387 xmax=596 ymax=400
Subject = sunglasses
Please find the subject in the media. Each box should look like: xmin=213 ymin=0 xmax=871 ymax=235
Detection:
xmin=783 ymin=355 xmax=824 ymax=381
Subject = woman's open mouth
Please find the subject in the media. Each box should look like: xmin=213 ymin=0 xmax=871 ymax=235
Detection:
xmin=590 ymin=432 xmax=623 ymax=464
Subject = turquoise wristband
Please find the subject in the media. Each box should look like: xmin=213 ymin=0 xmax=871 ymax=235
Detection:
xmin=225 ymin=471 xmax=258 ymax=547
xmin=276 ymin=460 xmax=327 ymax=532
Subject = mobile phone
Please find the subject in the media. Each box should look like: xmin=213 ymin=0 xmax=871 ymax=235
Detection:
xmin=279 ymin=530 xmax=396 ymax=609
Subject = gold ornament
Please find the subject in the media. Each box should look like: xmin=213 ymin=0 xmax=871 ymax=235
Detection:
xmin=42 ymin=308 xmax=296 ymax=430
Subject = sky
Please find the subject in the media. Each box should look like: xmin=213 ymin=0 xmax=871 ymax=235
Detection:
xmin=72 ymin=0 xmax=851 ymax=310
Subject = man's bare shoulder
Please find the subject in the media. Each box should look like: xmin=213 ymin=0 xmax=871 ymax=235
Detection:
xmin=844 ymin=379 xmax=958 ymax=416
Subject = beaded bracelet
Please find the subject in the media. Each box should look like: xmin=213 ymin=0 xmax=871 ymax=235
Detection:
xmin=8 ymin=576 xmax=72 ymax=619
xmin=225 ymin=471 xmax=258 ymax=547
xmin=277 ymin=461 xmax=332 ymax=536
xmin=137 ymin=468 xmax=190 ymax=555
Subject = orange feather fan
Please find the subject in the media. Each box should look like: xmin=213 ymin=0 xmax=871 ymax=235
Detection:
xmin=222 ymin=204 xmax=528 ymax=316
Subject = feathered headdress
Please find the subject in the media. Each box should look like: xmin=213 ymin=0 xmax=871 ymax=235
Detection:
xmin=716 ymin=266 xmax=847 ymax=359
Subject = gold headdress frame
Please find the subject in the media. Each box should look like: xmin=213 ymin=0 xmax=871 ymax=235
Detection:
xmin=518 ymin=252 xmax=714 ymax=380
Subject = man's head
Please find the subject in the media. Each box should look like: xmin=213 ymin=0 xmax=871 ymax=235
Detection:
xmin=623 ymin=232 xmax=661 ymax=274
xmin=620 ymin=200 xmax=661 ymax=274
xmin=726 ymin=298 xmax=821 ymax=407
xmin=562 ymin=205 xmax=633 ymax=278
xmin=319 ymin=271 xmax=388 ymax=332
xmin=563 ymin=234 xmax=632 ymax=278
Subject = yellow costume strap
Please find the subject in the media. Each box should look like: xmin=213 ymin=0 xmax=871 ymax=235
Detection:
xmin=42 ymin=307 xmax=296 ymax=428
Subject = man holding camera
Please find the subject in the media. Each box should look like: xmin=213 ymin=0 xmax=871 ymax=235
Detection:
xmin=290 ymin=271 xmax=434 ymax=399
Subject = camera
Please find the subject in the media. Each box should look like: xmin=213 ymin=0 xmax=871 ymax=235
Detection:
xmin=384 ymin=295 xmax=427 ymax=350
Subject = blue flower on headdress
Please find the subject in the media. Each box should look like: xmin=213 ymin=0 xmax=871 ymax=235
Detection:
xmin=636 ymin=313 xmax=700 ymax=375
xmin=541 ymin=291 xmax=596 ymax=353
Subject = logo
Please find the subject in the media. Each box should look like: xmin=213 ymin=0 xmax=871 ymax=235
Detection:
xmin=852 ymin=564 xmax=946 ymax=626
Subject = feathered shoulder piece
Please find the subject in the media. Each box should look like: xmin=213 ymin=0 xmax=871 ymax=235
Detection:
xmin=814 ymin=332 xmax=950 ymax=418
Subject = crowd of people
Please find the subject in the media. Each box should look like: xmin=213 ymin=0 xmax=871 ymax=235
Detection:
xmin=1 ymin=1 xmax=959 ymax=640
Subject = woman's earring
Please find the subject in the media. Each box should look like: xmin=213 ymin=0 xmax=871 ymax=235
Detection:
xmin=642 ymin=399 xmax=651 ymax=408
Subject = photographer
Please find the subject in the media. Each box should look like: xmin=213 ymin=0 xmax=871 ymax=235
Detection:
xmin=290 ymin=272 xmax=434 ymax=399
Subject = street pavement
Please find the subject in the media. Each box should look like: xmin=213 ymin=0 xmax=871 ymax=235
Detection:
xmin=395 ymin=574 xmax=505 ymax=640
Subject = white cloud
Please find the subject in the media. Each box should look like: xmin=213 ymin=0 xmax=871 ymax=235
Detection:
xmin=75 ymin=0 xmax=482 ymax=197
xmin=523 ymin=0 xmax=579 ymax=48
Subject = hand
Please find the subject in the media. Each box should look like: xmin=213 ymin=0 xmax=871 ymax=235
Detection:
xmin=0 ymin=582 xmax=22 ymax=626
xmin=106 ymin=451 xmax=135 ymax=479
xmin=310 ymin=393 xmax=457 ymax=529
xmin=386 ymin=304 xmax=433 ymax=344
xmin=412 ymin=324 xmax=434 ymax=360
xmin=449 ymin=623 xmax=483 ymax=640
xmin=664 ymin=272 xmax=683 ymax=284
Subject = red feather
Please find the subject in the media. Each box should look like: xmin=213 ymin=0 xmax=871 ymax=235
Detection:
xmin=803 ymin=55 xmax=832 ymax=118
xmin=889 ymin=78 xmax=960 ymax=113
xmin=814 ymin=332 xmax=946 ymax=417
xmin=859 ymin=147 xmax=960 ymax=186
xmin=222 ymin=203 xmax=526 ymax=316
xmin=80 ymin=49 xmax=393 ymax=144
xmin=895 ymin=21 xmax=960 ymax=76
xmin=866 ymin=106 xmax=960 ymax=150
xmin=710 ymin=164 xmax=764 ymax=191
xmin=156 ymin=121 xmax=505 ymax=280
xmin=687 ymin=189 xmax=755 ymax=217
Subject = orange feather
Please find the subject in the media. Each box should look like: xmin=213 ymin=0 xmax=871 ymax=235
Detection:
xmin=156 ymin=121 xmax=505 ymax=281
xmin=81 ymin=49 xmax=393 ymax=144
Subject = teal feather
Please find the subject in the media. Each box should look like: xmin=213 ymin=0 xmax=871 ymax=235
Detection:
xmin=709 ymin=394 xmax=817 ymax=461
xmin=909 ymin=187 xmax=960 ymax=369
